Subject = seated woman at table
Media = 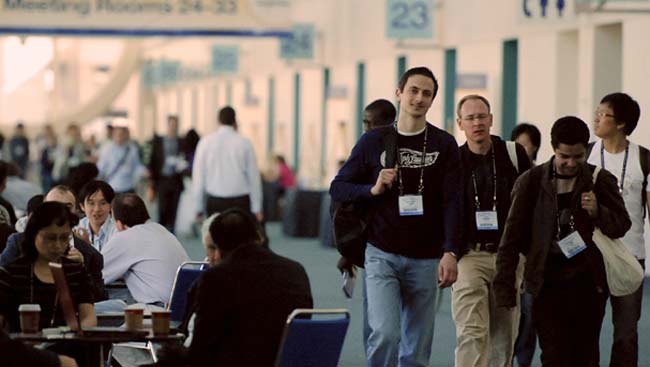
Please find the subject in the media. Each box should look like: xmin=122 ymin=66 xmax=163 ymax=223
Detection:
xmin=0 ymin=201 xmax=97 ymax=332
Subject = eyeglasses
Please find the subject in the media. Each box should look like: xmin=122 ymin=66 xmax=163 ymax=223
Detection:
xmin=461 ymin=113 xmax=490 ymax=122
xmin=39 ymin=233 xmax=73 ymax=245
xmin=595 ymin=110 xmax=615 ymax=119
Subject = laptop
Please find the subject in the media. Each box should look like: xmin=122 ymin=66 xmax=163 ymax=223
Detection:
xmin=49 ymin=262 xmax=148 ymax=337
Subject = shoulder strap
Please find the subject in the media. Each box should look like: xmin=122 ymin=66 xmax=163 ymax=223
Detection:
xmin=638 ymin=145 xmax=650 ymax=218
xmin=382 ymin=125 xmax=398 ymax=168
xmin=587 ymin=141 xmax=596 ymax=159
xmin=506 ymin=141 xmax=518 ymax=173
xmin=592 ymin=166 xmax=601 ymax=185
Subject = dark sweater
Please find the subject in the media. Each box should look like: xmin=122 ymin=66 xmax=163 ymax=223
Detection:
xmin=330 ymin=123 xmax=463 ymax=258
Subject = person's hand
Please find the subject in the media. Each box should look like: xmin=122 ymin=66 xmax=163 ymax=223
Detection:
xmin=581 ymin=190 xmax=599 ymax=218
xmin=336 ymin=256 xmax=356 ymax=275
xmin=73 ymin=228 xmax=91 ymax=245
xmin=146 ymin=186 xmax=156 ymax=202
xmin=370 ymin=168 xmax=398 ymax=196
xmin=65 ymin=247 xmax=84 ymax=265
xmin=438 ymin=252 xmax=458 ymax=288
xmin=59 ymin=355 xmax=79 ymax=367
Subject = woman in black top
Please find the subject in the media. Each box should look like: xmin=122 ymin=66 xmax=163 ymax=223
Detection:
xmin=0 ymin=202 xmax=96 ymax=332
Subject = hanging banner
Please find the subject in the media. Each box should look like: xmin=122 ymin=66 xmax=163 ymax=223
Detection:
xmin=280 ymin=23 xmax=314 ymax=59
xmin=211 ymin=44 xmax=239 ymax=74
xmin=0 ymin=0 xmax=292 ymax=36
xmin=386 ymin=0 xmax=433 ymax=39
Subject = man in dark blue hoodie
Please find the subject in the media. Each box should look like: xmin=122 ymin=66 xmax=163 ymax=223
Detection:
xmin=330 ymin=66 xmax=463 ymax=367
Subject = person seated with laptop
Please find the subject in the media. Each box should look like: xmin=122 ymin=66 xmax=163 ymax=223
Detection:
xmin=0 ymin=201 xmax=97 ymax=332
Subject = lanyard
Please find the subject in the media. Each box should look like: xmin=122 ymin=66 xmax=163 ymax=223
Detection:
xmin=397 ymin=126 xmax=428 ymax=196
xmin=600 ymin=142 xmax=629 ymax=194
xmin=31 ymin=264 xmax=58 ymax=327
xmin=552 ymin=166 xmax=575 ymax=240
xmin=471 ymin=144 xmax=497 ymax=211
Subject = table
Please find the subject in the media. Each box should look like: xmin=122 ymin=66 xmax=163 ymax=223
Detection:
xmin=11 ymin=328 xmax=185 ymax=367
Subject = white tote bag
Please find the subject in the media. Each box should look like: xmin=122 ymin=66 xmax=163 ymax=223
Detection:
xmin=591 ymin=167 xmax=644 ymax=297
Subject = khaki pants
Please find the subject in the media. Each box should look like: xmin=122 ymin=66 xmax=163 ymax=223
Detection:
xmin=452 ymin=250 xmax=524 ymax=367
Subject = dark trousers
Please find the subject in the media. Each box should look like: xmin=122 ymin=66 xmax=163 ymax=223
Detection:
xmin=609 ymin=259 xmax=645 ymax=367
xmin=157 ymin=177 xmax=183 ymax=233
xmin=534 ymin=274 xmax=607 ymax=367
xmin=206 ymin=194 xmax=251 ymax=217
xmin=514 ymin=291 xmax=537 ymax=366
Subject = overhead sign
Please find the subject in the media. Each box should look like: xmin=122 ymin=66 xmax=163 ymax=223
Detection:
xmin=386 ymin=0 xmax=433 ymax=39
xmin=0 ymin=0 xmax=292 ymax=36
xmin=456 ymin=73 xmax=488 ymax=90
xmin=520 ymin=0 xmax=575 ymax=20
xmin=280 ymin=23 xmax=315 ymax=60
xmin=211 ymin=45 xmax=239 ymax=74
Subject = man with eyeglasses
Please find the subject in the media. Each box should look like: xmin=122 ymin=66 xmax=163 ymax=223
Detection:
xmin=452 ymin=95 xmax=531 ymax=367
xmin=587 ymin=92 xmax=649 ymax=367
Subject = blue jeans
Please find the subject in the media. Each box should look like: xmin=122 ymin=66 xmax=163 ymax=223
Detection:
xmin=609 ymin=259 xmax=645 ymax=367
xmin=364 ymin=244 xmax=439 ymax=367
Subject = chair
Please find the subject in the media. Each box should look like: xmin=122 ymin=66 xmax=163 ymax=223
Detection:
xmin=275 ymin=308 xmax=350 ymax=367
xmin=166 ymin=261 xmax=209 ymax=323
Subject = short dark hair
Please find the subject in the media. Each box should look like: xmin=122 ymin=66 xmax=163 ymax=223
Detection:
xmin=218 ymin=106 xmax=236 ymax=126
xmin=67 ymin=163 xmax=99 ymax=197
xmin=112 ymin=193 xmax=150 ymax=227
xmin=511 ymin=123 xmax=542 ymax=160
xmin=397 ymin=66 xmax=439 ymax=100
xmin=600 ymin=92 xmax=640 ymax=136
xmin=23 ymin=202 xmax=79 ymax=261
xmin=551 ymin=116 xmax=590 ymax=149
xmin=27 ymin=194 xmax=44 ymax=216
xmin=456 ymin=94 xmax=491 ymax=117
xmin=209 ymin=208 xmax=260 ymax=252
xmin=79 ymin=180 xmax=115 ymax=205
xmin=365 ymin=99 xmax=396 ymax=129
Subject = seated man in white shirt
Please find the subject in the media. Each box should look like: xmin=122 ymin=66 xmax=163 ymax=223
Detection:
xmin=101 ymin=193 xmax=190 ymax=309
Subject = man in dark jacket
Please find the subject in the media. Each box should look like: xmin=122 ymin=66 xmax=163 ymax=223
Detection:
xmin=148 ymin=115 xmax=186 ymax=233
xmin=495 ymin=116 xmax=631 ymax=367
xmin=188 ymin=208 xmax=313 ymax=366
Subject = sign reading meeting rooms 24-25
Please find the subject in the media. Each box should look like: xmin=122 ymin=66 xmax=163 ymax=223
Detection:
xmin=0 ymin=0 xmax=292 ymax=35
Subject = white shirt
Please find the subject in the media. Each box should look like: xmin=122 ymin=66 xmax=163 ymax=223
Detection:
xmin=76 ymin=216 xmax=118 ymax=252
xmin=588 ymin=140 xmax=650 ymax=259
xmin=101 ymin=221 xmax=190 ymax=304
xmin=192 ymin=125 xmax=262 ymax=213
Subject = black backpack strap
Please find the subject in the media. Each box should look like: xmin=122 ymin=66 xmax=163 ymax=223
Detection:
xmin=380 ymin=125 xmax=398 ymax=168
xmin=639 ymin=145 xmax=650 ymax=220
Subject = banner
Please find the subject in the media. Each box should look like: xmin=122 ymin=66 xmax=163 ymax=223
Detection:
xmin=0 ymin=0 xmax=292 ymax=36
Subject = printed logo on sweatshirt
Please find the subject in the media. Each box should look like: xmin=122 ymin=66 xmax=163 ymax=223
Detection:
xmin=380 ymin=148 xmax=439 ymax=168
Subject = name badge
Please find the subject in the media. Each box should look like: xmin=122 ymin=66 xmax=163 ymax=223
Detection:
xmin=476 ymin=211 xmax=498 ymax=231
xmin=557 ymin=231 xmax=587 ymax=259
xmin=399 ymin=195 xmax=424 ymax=216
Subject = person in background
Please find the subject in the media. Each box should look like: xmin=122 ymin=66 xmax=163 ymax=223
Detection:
xmin=9 ymin=122 xmax=30 ymax=178
xmin=192 ymin=106 xmax=263 ymax=221
xmin=363 ymin=98 xmax=397 ymax=132
xmin=148 ymin=115 xmax=187 ymax=233
xmin=183 ymin=128 xmax=200 ymax=175
xmin=39 ymin=124 xmax=58 ymax=192
xmin=511 ymin=123 xmax=541 ymax=165
xmin=3 ymin=162 xmax=41 ymax=216
xmin=509 ymin=122 xmax=542 ymax=367
xmin=65 ymin=162 xmax=99 ymax=199
xmin=75 ymin=180 xmax=117 ymax=252
xmin=0 ymin=328 xmax=78 ymax=367
xmin=52 ymin=124 xmax=88 ymax=185
xmin=588 ymin=92 xmax=649 ymax=367
xmin=0 ymin=161 xmax=18 ymax=227
xmin=495 ymin=116 xmax=631 ymax=366
xmin=97 ymin=120 xmax=146 ymax=194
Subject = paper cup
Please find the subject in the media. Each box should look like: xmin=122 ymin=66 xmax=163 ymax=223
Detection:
xmin=18 ymin=304 xmax=41 ymax=333
xmin=124 ymin=305 xmax=144 ymax=331
xmin=151 ymin=310 xmax=171 ymax=335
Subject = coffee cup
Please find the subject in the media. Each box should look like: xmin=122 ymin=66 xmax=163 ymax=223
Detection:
xmin=18 ymin=304 xmax=41 ymax=333
xmin=151 ymin=310 xmax=172 ymax=335
xmin=124 ymin=305 xmax=144 ymax=331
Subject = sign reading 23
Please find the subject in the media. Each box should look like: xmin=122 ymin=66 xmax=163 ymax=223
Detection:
xmin=386 ymin=0 xmax=433 ymax=39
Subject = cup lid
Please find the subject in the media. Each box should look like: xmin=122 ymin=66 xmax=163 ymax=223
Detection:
xmin=151 ymin=310 xmax=171 ymax=315
xmin=18 ymin=304 xmax=41 ymax=312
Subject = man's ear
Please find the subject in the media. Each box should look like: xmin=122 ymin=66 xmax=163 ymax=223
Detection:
xmin=115 ymin=219 xmax=128 ymax=232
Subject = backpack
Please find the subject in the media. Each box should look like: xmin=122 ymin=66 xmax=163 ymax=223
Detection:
xmin=331 ymin=126 xmax=398 ymax=267
xmin=587 ymin=141 xmax=650 ymax=220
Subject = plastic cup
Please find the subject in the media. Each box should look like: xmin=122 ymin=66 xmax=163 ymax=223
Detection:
xmin=124 ymin=305 xmax=144 ymax=331
xmin=18 ymin=304 xmax=41 ymax=333
xmin=151 ymin=310 xmax=171 ymax=336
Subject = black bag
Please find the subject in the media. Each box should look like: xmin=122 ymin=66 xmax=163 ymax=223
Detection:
xmin=331 ymin=126 xmax=398 ymax=267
